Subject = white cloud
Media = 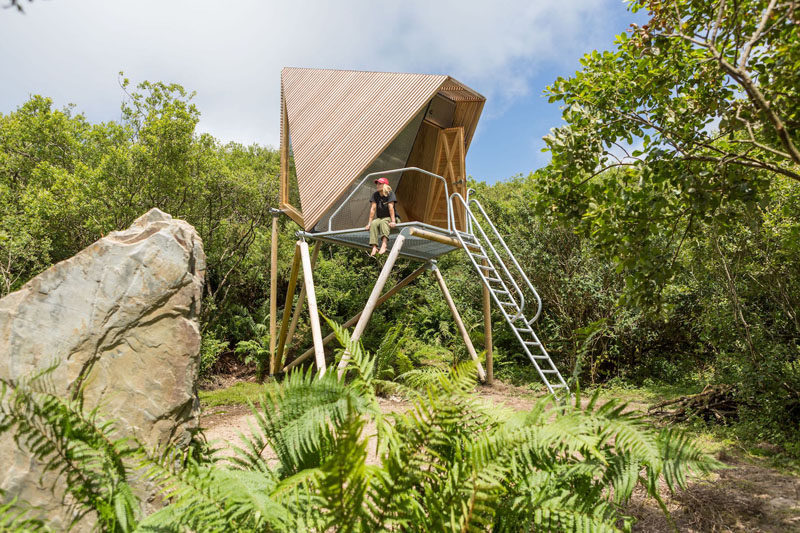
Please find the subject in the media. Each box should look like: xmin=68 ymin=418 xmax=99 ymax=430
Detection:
xmin=1 ymin=0 xmax=620 ymax=147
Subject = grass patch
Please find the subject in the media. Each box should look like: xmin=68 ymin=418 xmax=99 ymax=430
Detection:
xmin=200 ymin=381 xmax=264 ymax=407
xmin=587 ymin=380 xmax=704 ymax=404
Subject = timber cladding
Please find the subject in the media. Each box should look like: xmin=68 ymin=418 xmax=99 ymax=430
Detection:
xmin=279 ymin=67 xmax=485 ymax=231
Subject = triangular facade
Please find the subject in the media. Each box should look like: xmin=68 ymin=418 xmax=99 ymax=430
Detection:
xmin=279 ymin=67 xmax=484 ymax=231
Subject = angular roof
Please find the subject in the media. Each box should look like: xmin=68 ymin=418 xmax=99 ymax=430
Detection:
xmin=281 ymin=67 xmax=485 ymax=230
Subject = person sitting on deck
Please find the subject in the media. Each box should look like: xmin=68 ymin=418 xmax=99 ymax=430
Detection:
xmin=365 ymin=176 xmax=397 ymax=256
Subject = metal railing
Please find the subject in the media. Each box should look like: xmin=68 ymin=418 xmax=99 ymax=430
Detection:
xmin=465 ymin=187 xmax=476 ymax=235
xmin=327 ymin=167 xmax=451 ymax=233
xmin=449 ymin=192 xmax=544 ymax=324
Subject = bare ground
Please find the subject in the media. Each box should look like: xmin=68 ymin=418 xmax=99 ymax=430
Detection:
xmin=200 ymin=380 xmax=800 ymax=532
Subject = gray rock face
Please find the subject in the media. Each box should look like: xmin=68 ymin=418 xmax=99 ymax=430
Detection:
xmin=0 ymin=208 xmax=205 ymax=529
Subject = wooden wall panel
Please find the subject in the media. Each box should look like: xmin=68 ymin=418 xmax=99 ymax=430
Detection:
xmin=386 ymin=86 xmax=483 ymax=233
xmin=396 ymin=121 xmax=440 ymax=222
xmin=453 ymin=100 xmax=484 ymax=152
xmin=426 ymin=127 xmax=466 ymax=231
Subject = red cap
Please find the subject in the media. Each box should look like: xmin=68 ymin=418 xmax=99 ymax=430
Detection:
xmin=374 ymin=177 xmax=389 ymax=185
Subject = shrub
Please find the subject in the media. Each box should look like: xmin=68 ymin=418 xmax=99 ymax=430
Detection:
xmin=199 ymin=331 xmax=229 ymax=377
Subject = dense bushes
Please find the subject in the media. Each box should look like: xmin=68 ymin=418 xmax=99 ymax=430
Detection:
xmin=532 ymin=0 xmax=800 ymax=449
xmin=1 ymin=71 xmax=797 ymax=452
xmin=472 ymin=173 xmax=800 ymax=451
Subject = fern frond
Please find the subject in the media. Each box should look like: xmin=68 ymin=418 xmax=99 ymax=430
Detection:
xmin=397 ymin=365 xmax=448 ymax=391
xmin=373 ymin=323 xmax=404 ymax=380
xmin=0 ymin=495 xmax=50 ymax=532
xmin=654 ymin=427 xmax=722 ymax=493
xmin=316 ymin=405 xmax=376 ymax=532
xmin=0 ymin=372 xmax=139 ymax=532
xmin=324 ymin=316 xmax=372 ymax=383
xmin=231 ymin=363 xmax=380 ymax=478
xmin=139 ymin=444 xmax=295 ymax=532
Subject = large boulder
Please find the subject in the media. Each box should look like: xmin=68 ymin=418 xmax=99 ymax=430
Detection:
xmin=0 ymin=208 xmax=205 ymax=529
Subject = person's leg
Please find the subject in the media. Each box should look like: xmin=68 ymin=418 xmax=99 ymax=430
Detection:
xmin=369 ymin=219 xmax=381 ymax=255
xmin=377 ymin=218 xmax=390 ymax=254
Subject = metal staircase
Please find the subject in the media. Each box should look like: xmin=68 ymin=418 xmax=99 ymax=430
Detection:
xmin=450 ymin=193 xmax=569 ymax=397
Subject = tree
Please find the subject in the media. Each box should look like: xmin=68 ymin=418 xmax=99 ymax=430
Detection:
xmin=0 ymin=79 xmax=279 ymax=329
xmin=533 ymin=0 xmax=800 ymax=445
xmin=536 ymin=0 xmax=798 ymax=304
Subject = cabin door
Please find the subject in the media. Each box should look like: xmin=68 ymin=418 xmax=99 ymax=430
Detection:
xmin=426 ymin=127 xmax=467 ymax=231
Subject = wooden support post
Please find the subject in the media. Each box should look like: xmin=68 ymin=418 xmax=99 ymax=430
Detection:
xmin=283 ymin=262 xmax=427 ymax=372
xmin=299 ymin=240 xmax=326 ymax=376
xmin=407 ymin=227 xmax=482 ymax=253
xmin=274 ymin=243 xmax=302 ymax=372
xmin=268 ymin=212 xmax=280 ymax=375
xmin=285 ymin=241 xmax=320 ymax=352
xmin=482 ymin=260 xmax=493 ymax=385
xmin=407 ymin=227 xmax=464 ymax=249
xmin=432 ymin=265 xmax=486 ymax=382
xmin=336 ymin=232 xmax=407 ymax=378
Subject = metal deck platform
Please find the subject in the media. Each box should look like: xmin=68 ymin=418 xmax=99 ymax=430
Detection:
xmin=298 ymin=221 xmax=460 ymax=261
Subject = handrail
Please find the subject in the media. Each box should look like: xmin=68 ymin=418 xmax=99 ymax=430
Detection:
xmin=465 ymin=187 xmax=476 ymax=235
xmin=327 ymin=167 xmax=451 ymax=233
xmin=449 ymin=193 xmax=543 ymax=324
xmin=449 ymin=192 xmax=526 ymax=321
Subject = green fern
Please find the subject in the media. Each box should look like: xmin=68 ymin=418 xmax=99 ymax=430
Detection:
xmin=0 ymin=494 xmax=50 ymax=533
xmin=137 ymin=446 xmax=292 ymax=532
xmin=1 ymin=322 xmax=720 ymax=532
xmin=234 ymin=319 xmax=271 ymax=380
xmin=0 ymin=369 xmax=139 ymax=532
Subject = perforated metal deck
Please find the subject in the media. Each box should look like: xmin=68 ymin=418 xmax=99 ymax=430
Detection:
xmin=299 ymin=222 xmax=460 ymax=261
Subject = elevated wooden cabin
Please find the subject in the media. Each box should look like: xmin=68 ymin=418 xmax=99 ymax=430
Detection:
xmin=279 ymin=67 xmax=485 ymax=240
xmin=270 ymin=68 xmax=567 ymax=396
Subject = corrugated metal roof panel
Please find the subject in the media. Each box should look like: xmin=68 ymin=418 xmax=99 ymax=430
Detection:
xmin=282 ymin=68 xmax=448 ymax=230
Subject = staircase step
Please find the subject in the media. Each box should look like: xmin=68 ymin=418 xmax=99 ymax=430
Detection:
xmin=540 ymin=369 xmax=559 ymax=374
xmin=524 ymin=341 xmax=540 ymax=347
xmin=485 ymin=277 xmax=502 ymax=283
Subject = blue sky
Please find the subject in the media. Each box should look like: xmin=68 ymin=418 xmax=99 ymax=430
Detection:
xmin=1 ymin=0 xmax=646 ymax=183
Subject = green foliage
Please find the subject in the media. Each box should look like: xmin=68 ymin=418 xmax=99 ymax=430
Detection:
xmin=0 ymin=494 xmax=48 ymax=532
xmin=0 ymin=367 xmax=139 ymax=531
xmin=524 ymin=0 xmax=800 ymax=449
xmin=0 ymin=325 xmax=720 ymax=532
xmin=234 ymin=316 xmax=271 ymax=381
xmin=199 ymin=381 xmax=263 ymax=408
xmin=199 ymin=331 xmax=229 ymax=377
xmin=0 ymin=77 xmax=279 ymax=333
xmin=541 ymin=0 xmax=799 ymax=306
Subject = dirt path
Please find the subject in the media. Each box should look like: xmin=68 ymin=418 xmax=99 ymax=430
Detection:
xmin=200 ymin=381 xmax=800 ymax=532
xmin=628 ymin=452 xmax=800 ymax=532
